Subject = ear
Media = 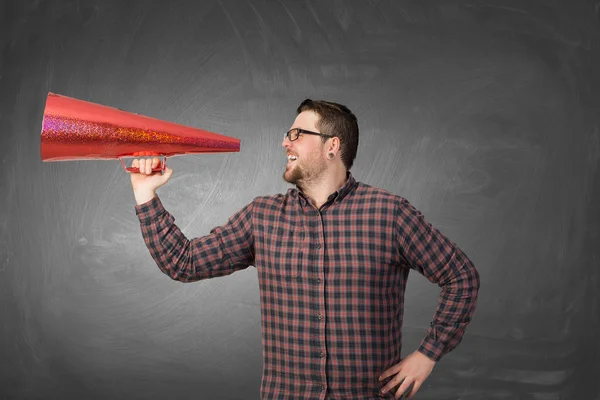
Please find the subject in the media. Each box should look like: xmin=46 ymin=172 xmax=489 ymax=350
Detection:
xmin=328 ymin=137 xmax=340 ymax=152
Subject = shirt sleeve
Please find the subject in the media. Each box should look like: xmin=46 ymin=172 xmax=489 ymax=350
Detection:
xmin=395 ymin=197 xmax=480 ymax=362
xmin=134 ymin=195 xmax=255 ymax=282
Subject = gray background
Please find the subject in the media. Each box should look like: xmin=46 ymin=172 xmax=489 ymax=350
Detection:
xmin=1 ymin=0 xmax=599 ymax=399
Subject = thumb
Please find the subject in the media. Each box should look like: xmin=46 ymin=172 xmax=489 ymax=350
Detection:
xmin=161 ymin=166 xmax=174 ymax=182
xmin=151 ymin=166 xmax=173 ymax=189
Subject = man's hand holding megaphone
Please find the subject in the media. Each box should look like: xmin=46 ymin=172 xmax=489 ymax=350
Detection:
xmin=129 ymin=157 xmax=174 ymax=205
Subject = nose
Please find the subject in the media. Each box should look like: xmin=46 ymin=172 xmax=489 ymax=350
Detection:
xmin=282 ymin=135 xmax=291 ymax=148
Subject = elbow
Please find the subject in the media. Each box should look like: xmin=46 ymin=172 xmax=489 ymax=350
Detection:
xmin=441 ymin=260 xmax=480 ymax=299
xmin=459 ymin=260 xmax=480 ymax=295
xmin=471 ymin=263 xmax=481 ymax=292
xmin=163 ymin=266 xmax=206 ymax=283
xmin=157 ymin=264 xmax=195 ymax=283
xmin=168 ymin=271 xmax=194 ymax=283
xmin=157 ymin=247 xmax=200 ymax=283
xmin=463 ymin=263 xmax=481 ymax=307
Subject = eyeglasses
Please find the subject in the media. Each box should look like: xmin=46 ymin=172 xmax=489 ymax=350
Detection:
xmin=284 ymin=128 xmax=334 ymax=142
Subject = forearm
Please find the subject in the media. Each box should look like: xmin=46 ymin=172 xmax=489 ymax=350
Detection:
xmin=135 ymin=196 xmax=256 ymax=282
xmin=136 ymin=196 xmax=200 ymax=282
xmin=418 ymin=247 xmax=480 ymax=361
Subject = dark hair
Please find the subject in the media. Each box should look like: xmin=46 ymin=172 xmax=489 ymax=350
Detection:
xmin=297 ymin=99 xmax=359 ymax=170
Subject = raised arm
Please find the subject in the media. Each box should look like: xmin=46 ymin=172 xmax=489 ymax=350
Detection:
xmin=135 ymin=196 xmax=255 ymax=282
xmin=129 ymin=157 xmax=254 ymax=282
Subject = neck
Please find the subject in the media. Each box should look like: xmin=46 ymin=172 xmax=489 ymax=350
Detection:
xmin=299 ymin=166 xmax=348 ymax=209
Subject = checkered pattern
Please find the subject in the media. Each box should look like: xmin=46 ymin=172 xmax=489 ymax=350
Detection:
xmin=135 ymin=172 xmax=480 ymax=399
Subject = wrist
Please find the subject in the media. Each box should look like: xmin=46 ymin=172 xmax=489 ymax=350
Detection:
xmin=134 ymin=189 xmax=156 ymax=205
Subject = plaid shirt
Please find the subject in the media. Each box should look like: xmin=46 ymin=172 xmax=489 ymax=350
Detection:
xmin=135 ymin=171 xmax=480 ymax=399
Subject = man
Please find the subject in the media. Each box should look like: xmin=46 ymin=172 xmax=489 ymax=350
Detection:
xmin=130 ymin=99 xmax=480 ymax=399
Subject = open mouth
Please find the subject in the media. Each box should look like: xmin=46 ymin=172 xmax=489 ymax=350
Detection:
xmin=287 ymin=155 xmax=298 ymax=163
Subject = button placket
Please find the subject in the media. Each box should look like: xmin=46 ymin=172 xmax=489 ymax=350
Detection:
xmin=315 ymin=210 xmax=328 ymax=391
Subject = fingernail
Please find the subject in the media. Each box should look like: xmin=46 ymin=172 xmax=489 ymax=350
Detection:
xmin=381 ymin=389 xmax=386 ymax=394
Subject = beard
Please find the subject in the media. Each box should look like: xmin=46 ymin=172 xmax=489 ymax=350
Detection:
xmin=283 ymin=162 xmax=304 ymax=185
xmin=283 ymin=154 xmax=327 ymax=187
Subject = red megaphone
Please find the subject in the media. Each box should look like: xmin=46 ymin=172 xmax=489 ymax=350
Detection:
xmin=40 ymin=93 xmax=240 ymax=173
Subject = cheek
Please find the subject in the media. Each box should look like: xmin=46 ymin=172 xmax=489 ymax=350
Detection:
xmin=303 ymin=153 xmax=317 ymax=167
xmin=307 ymin=148 xmax=324 ymax=161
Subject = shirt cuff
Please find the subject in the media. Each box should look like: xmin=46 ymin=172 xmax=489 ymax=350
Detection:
xmin=417 ymin=334 xmax=445 ymax=362
xmin=134 ymin=195 xmax=166 ymax=224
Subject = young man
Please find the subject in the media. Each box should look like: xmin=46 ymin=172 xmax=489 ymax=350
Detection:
xmin=130 ymin=99 xmax=480 ymax=399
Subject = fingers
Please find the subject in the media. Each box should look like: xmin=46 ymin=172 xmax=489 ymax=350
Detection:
xmin=132 ymin=158 xmax=148 ymax=173
xmin=144 ymin=158 xmax=152 ymax=174
xmin=379 ymin=363 xmax=402 ymax=383
xmin=405 ymin=381 xmax=420 ymax=399
xmin=130 ymin=157 xmax=165 ymax=174
xmin=381 ymin=376 xmax=415 ymax=398
xmin=381 ymin=376 xmax=403 ymax=397
xmin=397 ymin=380 xmax=415 ymax=399
xmin=133 ymin=157 xmax=159 ymax=174
xmin=381 ymin=379 xmax=417 ymax=399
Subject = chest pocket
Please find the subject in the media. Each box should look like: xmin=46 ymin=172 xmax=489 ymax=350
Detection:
xmin=264 ymin=224 xmax=305 ymax=277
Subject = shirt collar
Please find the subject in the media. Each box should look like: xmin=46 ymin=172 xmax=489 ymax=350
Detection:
xmin=288 ymin=171 xmax=358 ymax=205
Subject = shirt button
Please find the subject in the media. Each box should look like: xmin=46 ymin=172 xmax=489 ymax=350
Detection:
xmin=320 ymin=384 xmax=325 ymax=391
xmin=320 ymin=351 xmax=325 ymax=357
xmin=317 ymin=278 xmax=321 ymax=284
xmin=318 ymin=313 xmax=323 ymax=320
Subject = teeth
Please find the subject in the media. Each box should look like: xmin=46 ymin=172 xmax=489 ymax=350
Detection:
xmin=287 ymin=155 xmax=297 ymax=161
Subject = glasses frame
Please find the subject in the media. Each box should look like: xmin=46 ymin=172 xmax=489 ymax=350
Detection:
xmin=285 ymin=128 xmax=334 ymax=142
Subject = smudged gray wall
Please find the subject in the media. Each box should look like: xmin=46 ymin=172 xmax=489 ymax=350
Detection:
xmin=1 ymin=0 xmax=599 ymax=398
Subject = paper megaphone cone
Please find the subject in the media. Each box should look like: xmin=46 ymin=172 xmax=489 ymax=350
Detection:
xmin=40 ymin=93 xmax=240 ymax=172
